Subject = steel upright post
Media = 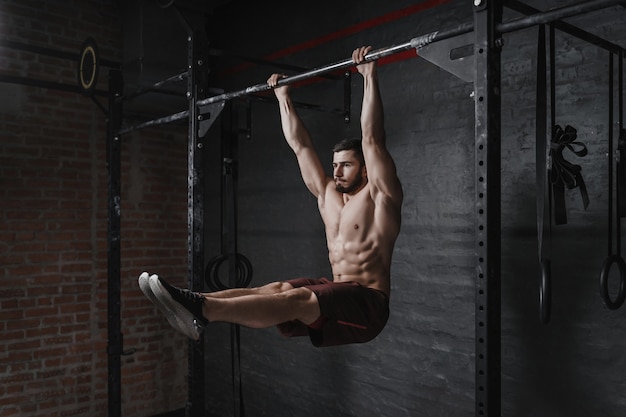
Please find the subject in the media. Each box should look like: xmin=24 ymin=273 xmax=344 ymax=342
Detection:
xmin=473 ymin=0 xmax=502 ymax=416
xmin=187 ymin=30 xmax=209 ymax=417
xmin=106 ymin=69 xmax=124 ymax=417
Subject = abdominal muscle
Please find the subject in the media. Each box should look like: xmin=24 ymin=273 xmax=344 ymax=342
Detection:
xmin=325 ymin=215 xmax=393 ymax=296
xmin=320 ymin=184 xmax=399 ymax=297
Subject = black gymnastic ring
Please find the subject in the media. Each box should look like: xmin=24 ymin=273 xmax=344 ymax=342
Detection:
xmin=77 ymin=37 xmax=99 ymax=94
xmin=599 ymin=254 xmax=626 ymax=310
xmin=539 ymin=259 xmax=552 ymax=323
xmin=205 ymin=253 xmax=253 ymax=291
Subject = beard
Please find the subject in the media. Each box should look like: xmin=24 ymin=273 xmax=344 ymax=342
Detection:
xmin=335 ymin=175 xmax=364 ymax=194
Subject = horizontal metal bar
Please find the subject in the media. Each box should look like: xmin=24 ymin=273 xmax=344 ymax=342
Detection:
xmin=123 ymin=71 xmax=189 ymax=101
xmin=1 ymin=38 xmax=77 ymax=60
xmin=0 ymin=38 xmax=120 ymax=68
xmin=197 ymin=22 xmax=474 ymax=107
xmin=0 ymin=74 xmax=108 ymax=97
xmin=499 ymin=0 xmax=626 ymax=34
xmin=118 ymin=24 xmax=474 ymax=134
xmin=505 ymin=0 xmax=625 ymax=54
xmin=118 ymin=94 xmax=345 ymax=134
xmin=118 ymin=110 xmax=189 ymax=134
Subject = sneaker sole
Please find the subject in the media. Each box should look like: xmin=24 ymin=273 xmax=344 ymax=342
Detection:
xmin=148 ymin=274 xmax=201 ymax=341
xmin=138 ymin=272 xmax=195 ymax=339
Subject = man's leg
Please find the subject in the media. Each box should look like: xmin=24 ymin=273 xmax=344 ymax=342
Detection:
xmin=149 ymin=275 xmax=320 ymax=334
xmin=202 ymin=286 xmax=320 ymax=328
xmin=201 ymin=281 xmax=294 ymax=299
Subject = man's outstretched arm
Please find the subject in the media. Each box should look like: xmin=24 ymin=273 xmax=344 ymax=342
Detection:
xmin=268 ymin=74 xmax=331 ymax=199
xmin=352 ymin=47 xmax=403 ymax=208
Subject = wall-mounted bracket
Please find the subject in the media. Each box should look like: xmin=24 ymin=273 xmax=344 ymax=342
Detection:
xmin=418 ymin=31 xmax=475 ymax=82
xmin=198 ymin=102 xmax=225 ymax=138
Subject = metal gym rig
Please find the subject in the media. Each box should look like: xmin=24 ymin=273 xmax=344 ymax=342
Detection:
xmin=100 ymin=1 xmax=626 ymax=416
xmin=2 ymin=0 xmax=620 ymax=416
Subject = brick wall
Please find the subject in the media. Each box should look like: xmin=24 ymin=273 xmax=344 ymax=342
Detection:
xmin=0 ymin=1 xmax=189 ymax=416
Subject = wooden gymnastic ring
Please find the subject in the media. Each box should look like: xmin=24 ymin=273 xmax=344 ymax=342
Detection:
xmin=599 ymin=254 xmax=626 ymax=310
xmin=77 ymin=37 xmax=99 ymax=94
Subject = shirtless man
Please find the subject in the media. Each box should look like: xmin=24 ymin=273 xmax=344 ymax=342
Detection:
xmin=139 ymin=46 xmax=403 ymax=347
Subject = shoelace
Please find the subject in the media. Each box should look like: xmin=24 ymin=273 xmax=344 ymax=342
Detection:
xmin=161 ymin=279 xmax=208 ymax=324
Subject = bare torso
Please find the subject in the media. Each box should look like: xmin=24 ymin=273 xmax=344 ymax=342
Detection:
xmin=320 ymin=182 xmax=401 ymax=297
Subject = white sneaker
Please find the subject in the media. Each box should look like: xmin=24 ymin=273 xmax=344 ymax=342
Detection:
xmin=138 ymin=272 xmax=202 ymax=340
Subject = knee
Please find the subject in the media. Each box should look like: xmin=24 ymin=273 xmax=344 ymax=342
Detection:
xmin=280 ymin=288 xmax=320 ymax=323
xmin=279 ymin=287 xmax=317 ymax=304
xmin=261 ymin=281 xmax=294 ymax=292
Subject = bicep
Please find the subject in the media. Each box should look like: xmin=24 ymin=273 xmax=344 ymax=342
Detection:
xmin=363 ymin=141 xmax=403 ymax=206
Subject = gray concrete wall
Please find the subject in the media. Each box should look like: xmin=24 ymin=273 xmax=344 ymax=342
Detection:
xmin=200 ymin=1 xmax=626 ymax=416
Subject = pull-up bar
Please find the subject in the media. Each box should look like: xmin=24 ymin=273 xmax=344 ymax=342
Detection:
xmin=197 ymin=0 xmax=622 ymax=106
xmin=117 ymin=23 xmax=471 ymax=135
xmin=118 ymin=0 xmax=623 ymax=135
xmin=195 ymin=23 xmax=474 ymax=107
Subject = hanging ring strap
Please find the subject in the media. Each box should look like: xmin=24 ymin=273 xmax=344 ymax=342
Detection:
xmin=536 ymin=24 xmax=552 ymax=323
xmin=617 ymin=128 xmax=626 ymax=217
xmin=618 ymin=50 xmax=626 ymax=219
xmin=600 ymin=51 xmax=626 ymax=310
xmin=550 ymin=124 xmax=590 ymax=225
xmin=205 ymin=136 xmax=254 ymax=291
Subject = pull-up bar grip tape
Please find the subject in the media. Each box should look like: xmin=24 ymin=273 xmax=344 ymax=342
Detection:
xmin=599 ymin=254 xmax=626 ymax=309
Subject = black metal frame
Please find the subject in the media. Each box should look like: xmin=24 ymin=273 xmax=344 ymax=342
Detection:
xmin=106 ymin=69 xmax=124 ymax=417
xmin=0 ymin=0 xmax=621 ymax=415
xmin=3 ymin=0 xmax=622 ymax=415
xmin=472 ymin=1 xmax=625 ymax=415
xmin=104 ymin=1 xmax=624 ymax=415
xmin=186 ymin=30 xmax=209 ymax=417
xmin=0 ymin=0 xmax=595 ymax=415
xmin=473 ymin=2 xmax=503 ymax=415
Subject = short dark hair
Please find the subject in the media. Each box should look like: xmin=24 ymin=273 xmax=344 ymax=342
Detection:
xmin=332 ymin=139 xmax=364 ymax=165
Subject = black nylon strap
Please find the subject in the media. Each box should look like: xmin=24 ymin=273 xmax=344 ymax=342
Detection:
xmin=550 ymin=124 xmax=590 ymax=225
xmin=225 ymin=169 xmax=245 ymax=417
xmin=536 ymin=24 xmax=552 ymax=323
xmin=618 ymin=127 xmax=626 ymax=218
xmin=600 ymin=52 xmax=626 ymax=310
xmin=231 ymin=324 xmax=245 ymax=417
xmin=222 ymin=105 xmax=246 ymax=417
xmin=618 ymin=51 xmax=626 ymax=218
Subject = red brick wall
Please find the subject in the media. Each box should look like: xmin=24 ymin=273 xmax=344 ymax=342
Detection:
xmin=1 ymin=1 xmax=189 ymax=416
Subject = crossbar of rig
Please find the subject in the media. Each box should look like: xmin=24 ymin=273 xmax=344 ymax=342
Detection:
xmin=118 ymin=0 xmax=624 ymax=136
xmin=117 ymin=23 xmax=473 ymax=135
xmin=201 ymin=0 xmax=624 ymax=105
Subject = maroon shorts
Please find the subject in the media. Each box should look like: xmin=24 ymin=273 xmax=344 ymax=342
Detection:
xmin=276 ymin=277 xmax=389 ymax=347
